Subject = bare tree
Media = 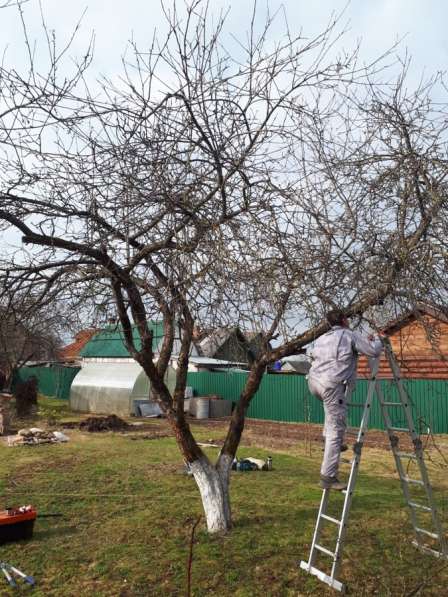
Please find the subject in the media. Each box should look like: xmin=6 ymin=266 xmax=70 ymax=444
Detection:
xmin=0 ymin=272 xmax=79 ymax=387
xmin=0 ymin=1 xmax=447 ymax=532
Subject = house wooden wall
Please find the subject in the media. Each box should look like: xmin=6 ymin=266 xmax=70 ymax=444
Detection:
xmin=358 ymin=314 xmax=448 ymax=379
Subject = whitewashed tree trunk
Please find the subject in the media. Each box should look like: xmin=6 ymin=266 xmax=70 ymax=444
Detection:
xmin=189 ymin=454 xmax=233 ymax=533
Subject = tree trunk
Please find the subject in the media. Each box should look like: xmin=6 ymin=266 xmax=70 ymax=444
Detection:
xmin=189 ymin=454 xmax=233 ymax=533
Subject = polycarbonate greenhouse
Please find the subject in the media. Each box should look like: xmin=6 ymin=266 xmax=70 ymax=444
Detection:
xmin=69 ymin=322 xmax=177 ymax=416
xmin=70 ymin=361 xmax=176 ymax=416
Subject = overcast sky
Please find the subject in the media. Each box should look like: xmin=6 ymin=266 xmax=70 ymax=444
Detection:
xmin=1 ymin=0 xmax=447 ymax=253
xmin=0 ymin=0 xmax=446 ymax=84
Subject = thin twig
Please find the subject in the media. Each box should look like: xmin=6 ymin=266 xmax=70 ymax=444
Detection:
xmin=405 ymin=562 xmax=448 ymax=596
xmin=186 ymin=515 xmax=202 ymax=597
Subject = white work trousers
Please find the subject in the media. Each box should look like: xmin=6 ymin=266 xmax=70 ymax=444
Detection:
xmin=308 ymin=376 xmax=348 ymax=478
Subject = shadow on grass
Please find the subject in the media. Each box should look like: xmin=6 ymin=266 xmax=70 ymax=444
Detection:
xmin=33 ymin=525 xmax=77 ymax=540
xmin=233 ymin=506 xmax=322 ymax=531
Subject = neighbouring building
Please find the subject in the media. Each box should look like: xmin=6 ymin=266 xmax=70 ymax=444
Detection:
xmin=57 ymin=329 xmax=98 ymax=363
xmin=358 ymin=304 xmax=448 ymax=379
xmin=70 ymin=321 xmax=243 ymax=415
xmin=280 ymin=353 xmax=311 ymax=375
xmin=194 ymin=326 xmax=264 ymax=364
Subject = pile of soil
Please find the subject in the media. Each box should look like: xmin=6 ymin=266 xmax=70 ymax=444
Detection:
xmin=78 ymin=415 xmax=130 ymax=432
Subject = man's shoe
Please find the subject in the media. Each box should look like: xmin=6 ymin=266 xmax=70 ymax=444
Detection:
xmin=319 ymin=476 xmax=347 ymax=491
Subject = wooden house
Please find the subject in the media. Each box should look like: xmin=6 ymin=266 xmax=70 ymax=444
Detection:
xmin=358 ymin=305 xmax=448 ymax=379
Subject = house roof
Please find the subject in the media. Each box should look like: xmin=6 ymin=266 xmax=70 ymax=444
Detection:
xmin=58 ymin=329 xmax=98 ymax=361
xmin=198 ymin=327 xmax=234 ymax=357
xmin=382 ymin=303 xmax=448 ymax=335
xmin=80 ymin=321 xmax=164 ymax=358
xmin=189 ymin=356 xmax=247 ymax=367
xmin=281 ymin=355 xmax=311 ymax=375
xmin=197 ymin=326 xmax=254 ymax=358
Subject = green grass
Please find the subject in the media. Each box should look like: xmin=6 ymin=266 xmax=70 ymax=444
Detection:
xmin=1 ymin=399 xmax=448 ymax=596
xmin=35 ymin=395 xmax=74 ymax=421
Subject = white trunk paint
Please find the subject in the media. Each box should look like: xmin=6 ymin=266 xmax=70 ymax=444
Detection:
xmin=190 ymin=454 xmax=233 ymax=533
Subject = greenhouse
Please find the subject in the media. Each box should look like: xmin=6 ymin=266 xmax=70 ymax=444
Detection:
xmin=70 ymin=360 xmax=176 ymax=416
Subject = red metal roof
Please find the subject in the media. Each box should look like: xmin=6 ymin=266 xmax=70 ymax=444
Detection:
xmin=57 ymin=329 xmax=97 ymax=361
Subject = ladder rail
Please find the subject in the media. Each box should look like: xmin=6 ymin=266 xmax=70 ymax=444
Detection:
xmin=304 ymin=379 xmax=359 ymax=568
xmin=382 ymin=340 xmax=448 ymax=556
xmin=308 ymin=490 xmax=330 ymax=569
xmin=383 ymin=341 xmax=418 ymax=436
xmin=330 ymin=358 xmax=379 ymax=580
xmin=374 ymin=378 xmax=423 ymax=550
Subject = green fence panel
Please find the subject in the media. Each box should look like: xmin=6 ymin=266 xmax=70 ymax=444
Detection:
xmin=401 ymin=379 xmax=448 ymax=434
xmin=187 ymin=371 xmax=325 ymax=424
xmin=12 ymin=365 xmax=80 ymax=400
xmin=186 ymin=371 xmax=448 ymax=433
xmin=347 ymin=379 xmax=448 ymax=434
xmin=187 ymin=370 xmax=247 ymax=400
xmin=53 ymin=366 xmax=81 ymax=400
xmin=246 ymin=374 xmax=324 ymax=424
xmin=13 ymin=366 xmax=55 ymax=396
xmin=11 ymin=367 xmax=446 ymax=429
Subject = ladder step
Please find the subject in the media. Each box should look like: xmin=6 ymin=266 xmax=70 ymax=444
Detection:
xmin=299 ymin=562 xmax=345 ymax=592
xmin=314 ymin=544 xmax=336 ymax=558
xmin=411 ymin=540 xmax=446 ymax=559
xmin=408 ymin=501 xmax=432 ymax=512
xmin=390 ymin=427 xmax=410 ymax=432
xmin=320 ymin=514 xmax=342 ymax=526
xmin=403 ymin=477 xmax=424 ymax=486
xmin=383 ymin=402 xmax=404 ymax=407
xmin=396 ymin=452 xmax=417 ymax=459
xmin=415 ymin=527 xmax=440 ymax=540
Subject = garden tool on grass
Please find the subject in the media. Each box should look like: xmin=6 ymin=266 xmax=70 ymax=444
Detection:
xmin=0 ymin=562 xmax=35 ymax=587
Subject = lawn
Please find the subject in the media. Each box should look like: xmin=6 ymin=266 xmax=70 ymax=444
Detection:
xmin=1 ymin=398 xmax=448 ymax=596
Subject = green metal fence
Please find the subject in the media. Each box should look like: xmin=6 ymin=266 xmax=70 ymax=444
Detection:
xmin=13 ymin=365 xmax=81 ymax=401
xmin=12 ymin=364 xmax=447 ymax=433
xmin=187 ymin=370 xmax=448 ymax=434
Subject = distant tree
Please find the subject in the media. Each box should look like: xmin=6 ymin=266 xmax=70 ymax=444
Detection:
xmin=0 ymin=282 xmax=69 ymax=387
xmin=0 ymin=0 xmax=447 ymax=532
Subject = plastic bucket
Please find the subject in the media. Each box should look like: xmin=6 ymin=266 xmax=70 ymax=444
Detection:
xmin=191 ymin=398 xmax=209 ymax=419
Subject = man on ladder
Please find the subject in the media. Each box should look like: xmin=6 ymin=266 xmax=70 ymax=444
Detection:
xmin=301 ymin=318 xmax=446 ymax=593
xmin=308 ymin=309 xmax=384 ymax=491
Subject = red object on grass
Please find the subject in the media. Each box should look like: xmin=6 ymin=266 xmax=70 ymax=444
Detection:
xmin=0 ymin=506 xmax=37 ymax=544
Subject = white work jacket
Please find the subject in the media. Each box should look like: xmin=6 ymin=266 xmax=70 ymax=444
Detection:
xmin=308 ymin=326 xmax=383 ymax=384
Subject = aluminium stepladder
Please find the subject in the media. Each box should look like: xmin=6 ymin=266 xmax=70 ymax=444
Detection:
xmin=300 ymin=338 xmax=447 ymax=593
